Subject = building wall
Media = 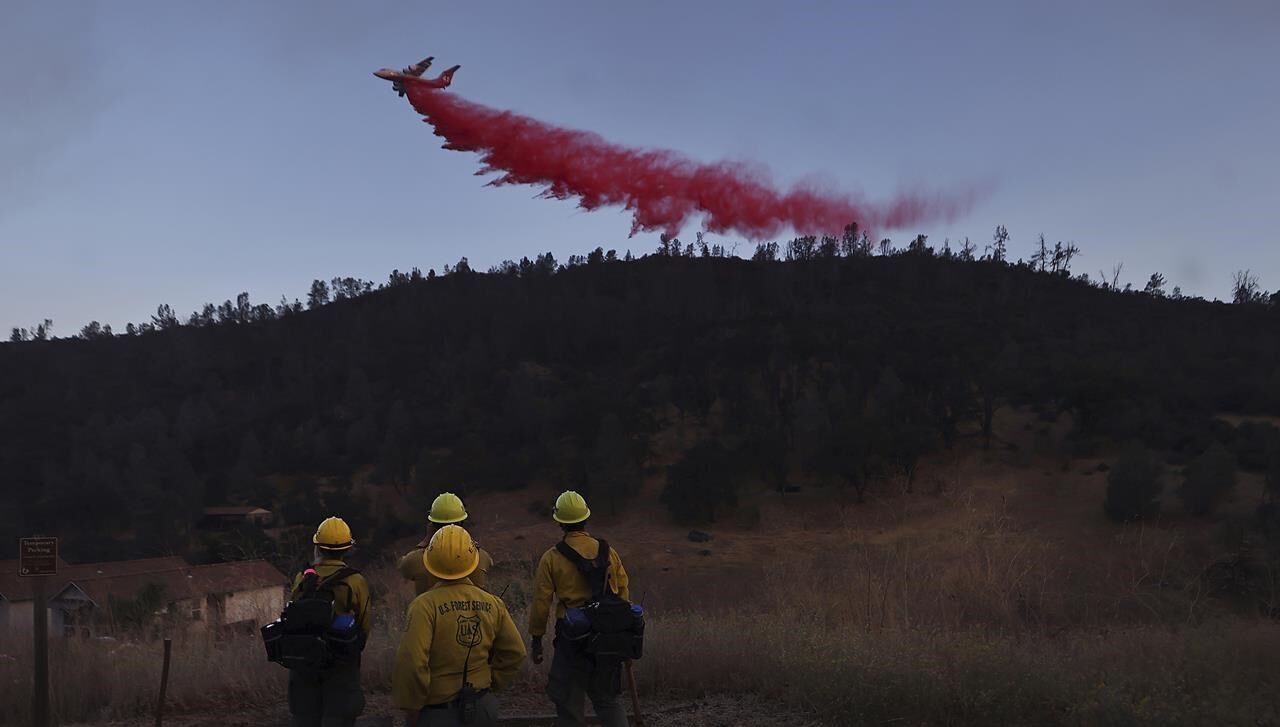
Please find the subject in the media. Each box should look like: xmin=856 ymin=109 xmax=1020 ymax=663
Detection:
xmin=224 ymin=585 xmax=284 ymax=625
xmin=172 ymin=597 xmax=206 ymax=631
xmin=50 ymin=606 xmax=64 ymax=636
xmin=7 ymin=601 xmax=32 ymax=632
xmin=1 ymin=601 xmax=60 ymax=636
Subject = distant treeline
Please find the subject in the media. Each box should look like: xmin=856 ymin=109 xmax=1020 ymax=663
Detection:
xmin=8 ymin=226 xmax=1278 ymax=344
xmin=3 ymin=225 xmax=1279 ymax=560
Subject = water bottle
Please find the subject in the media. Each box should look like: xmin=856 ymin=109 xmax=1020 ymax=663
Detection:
xmin=327 ymin=612 xmax=359 ymax=659
xmin=629 ymin=603 xmax=645 ymax=659
xmin=564 ymin=607 xmax=590 ymax=638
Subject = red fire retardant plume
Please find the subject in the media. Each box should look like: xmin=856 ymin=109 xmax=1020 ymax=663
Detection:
xmin=404 ymin=86 xmax=980 ymax=239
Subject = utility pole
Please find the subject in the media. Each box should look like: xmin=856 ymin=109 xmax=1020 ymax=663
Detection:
xmin=20 ymin=535 xmax=58 ymax=727
xmin=33 ymin=574 xmax=49 ymax=727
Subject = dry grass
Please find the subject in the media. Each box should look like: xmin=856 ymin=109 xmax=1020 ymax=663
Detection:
xmin=9 ymin=532 xmax=1280 ymax=727
xmin=11 ymin=410 xmax=1280 ymax=726
xmin=617 ymin=519 xmax=1280 ymax=725
xmin=643 ymin=616 xmax=1280 ymax=725
xmin=1 ymin=631 xmax=283 ymax=725
xmin=17 ymin=613 xmax=1280 ymax=726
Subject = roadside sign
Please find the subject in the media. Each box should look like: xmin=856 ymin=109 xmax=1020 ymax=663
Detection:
xmin=19 ymin=536 xmax=58 ymax=577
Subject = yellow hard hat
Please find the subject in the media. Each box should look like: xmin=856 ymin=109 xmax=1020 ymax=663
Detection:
xmin=423 ymin=524 xmax=479 ymax=580
xmin=428 ymin=492 xmax=468 ymax=524
xmin=313 ymin=516 xmax=354 ymax=550
xmin=552 ymin=490 xmax=591 ymax=524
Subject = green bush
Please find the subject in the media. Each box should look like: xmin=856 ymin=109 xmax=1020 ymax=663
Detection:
xmin=1104 ymin=446 xmax=1162 ymax=522
xmin=661 ymin=441 xmax=741 ymax=524
xmin=1179 ymin=442 xmax=1238 ymax=516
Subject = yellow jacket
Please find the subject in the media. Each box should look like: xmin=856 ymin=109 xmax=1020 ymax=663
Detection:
xmin=528 ymin=530 xmax=630 ymax=638
xmin=392 ymin=579 xmax=526 ymax=709
xmin=399 ymin=541 xmax=494 ymax=595
xmin=289 ymin=558 xmax=372 ymax=640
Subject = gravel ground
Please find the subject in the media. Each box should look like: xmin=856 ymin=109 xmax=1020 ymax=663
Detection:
xmin=64 ymin=692 xmax=829 ymax=727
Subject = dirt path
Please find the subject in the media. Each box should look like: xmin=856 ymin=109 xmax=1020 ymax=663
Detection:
xmin=67 ymin=693 xmax=828 ymax=727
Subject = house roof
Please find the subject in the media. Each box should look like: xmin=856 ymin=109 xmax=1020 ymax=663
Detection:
xmin=54 ymin=559 xmax=288 ymax=609
xmin=4 ymin=557 xmax=287 ymax=608
xmin=0 ymin=557 xmax=73 ymax=602
xmin=202 ymin=506 xmax=272 ymax=517
xmin=185 ymin=560 xmax=289 ymax=596
xmin=2 ymin=556 xmax=187 ymax=602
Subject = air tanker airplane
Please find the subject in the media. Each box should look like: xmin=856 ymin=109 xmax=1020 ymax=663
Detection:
xmin=373 ymin=55 xmax=460 ymax=97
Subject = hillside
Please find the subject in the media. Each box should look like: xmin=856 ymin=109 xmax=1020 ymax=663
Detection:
xmin=11 ymin=406 xmax=1280 ymax=725
xmin=3 ymin=248 xmax=1280 ymax=564
xmin=7 ymin=246 xmax=1280 ymax=725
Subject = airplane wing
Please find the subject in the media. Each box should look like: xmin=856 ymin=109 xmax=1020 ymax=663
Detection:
xmin=403 ymin=56 xmax=434 ymax=77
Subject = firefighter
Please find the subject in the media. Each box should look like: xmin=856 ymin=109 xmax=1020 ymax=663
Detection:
xmin=399 ymin=492 xmax=494 ymax=594
xmin=393 ymin=524 xmax=526 ymax=726
xmin=528 ymin=491 xmax=631 ymax=727
xmin=287 ymin=516 xmax=372 ymax=727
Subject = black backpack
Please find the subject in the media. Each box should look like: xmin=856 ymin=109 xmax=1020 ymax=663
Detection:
xmin=555 ymin=539 xmax=644 ymax=661
xmin=261 ymin=567 xmax=363 ymax=670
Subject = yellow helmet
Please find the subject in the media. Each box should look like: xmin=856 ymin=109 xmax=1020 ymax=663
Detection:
xmin=552 ymin=490 xmax=591 ymax=524
xmin=428 ymin=492 xmax=468 ymax=524
xmin=313 ymin=516 xmax=354 ymax=550
xmin=423 ymin=524 xmax=480 ymax=580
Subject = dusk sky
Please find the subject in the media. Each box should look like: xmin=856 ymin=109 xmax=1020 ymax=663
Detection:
xmin=3 ymin=0 xmax=1278 ymax=334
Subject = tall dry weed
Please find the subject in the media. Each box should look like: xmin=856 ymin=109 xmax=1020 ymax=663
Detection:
xmin=3 ymin=527 xmax=1276 ymax=725
xmin=638 ymin=614 xmax=1280 ymax=725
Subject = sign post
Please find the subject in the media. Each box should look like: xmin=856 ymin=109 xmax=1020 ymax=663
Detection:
xmin=20 ymin=536 xmax=58 ymax=727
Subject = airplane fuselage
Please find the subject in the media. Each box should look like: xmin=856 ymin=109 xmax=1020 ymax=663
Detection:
xmin=374 ymin=64 xmax=460 ymax=92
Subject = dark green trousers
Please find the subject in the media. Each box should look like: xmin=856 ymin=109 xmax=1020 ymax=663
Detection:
xmin=546 ymin=637 xmax=627 ymax=727
xmin=413 ymin=692 xmax=500 ymax=726
xmin=288 ymin=661 xmax=365 ymax=727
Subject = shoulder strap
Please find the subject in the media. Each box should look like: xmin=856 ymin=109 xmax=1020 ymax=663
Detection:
xmin=304 ymin=567 xmax=359 ymax=601
xmin=321 ymin=568 xmax=363 ymax=629
xmin=555 ymin=540 xmax=593 ymax=573
xmin=592 ymin=540 xmax=616 ymax=601
xmin=593 ymin=540 xmax=610 ymax=570
xmin=319 ymin=566 xmax=359 ymax=588
xmin=555 ymin=538 xmax=611 ymax=600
